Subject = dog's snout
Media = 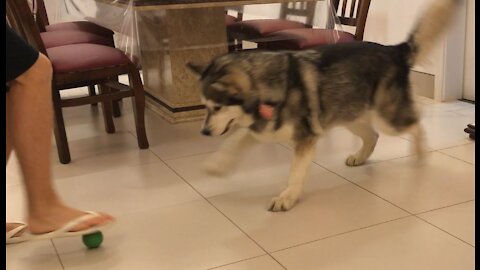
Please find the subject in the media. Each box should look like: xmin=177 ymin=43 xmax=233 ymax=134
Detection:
xmin=201 ymin=128 xmax=211 ymax=136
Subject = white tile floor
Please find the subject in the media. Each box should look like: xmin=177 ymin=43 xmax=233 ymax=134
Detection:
xmin=6 ymin=81 xmax=475 ymax=270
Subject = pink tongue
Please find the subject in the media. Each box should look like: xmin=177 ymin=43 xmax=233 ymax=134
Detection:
xmin=259 ymin=104 xmax=274 ymax=120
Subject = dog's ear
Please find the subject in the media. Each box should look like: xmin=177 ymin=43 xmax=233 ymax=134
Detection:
xmin=219 ymin=68 xmax=251 ymax=94
xmin=187 ymin=62 xmax=207 ymax=76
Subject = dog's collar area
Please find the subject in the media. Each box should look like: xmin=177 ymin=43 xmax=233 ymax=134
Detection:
xmin=259 ymin=103 xmax=275 ymax=120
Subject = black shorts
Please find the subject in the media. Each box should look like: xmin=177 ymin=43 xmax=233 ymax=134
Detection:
xmin=6 ymin=23 xmax=39 ymax=92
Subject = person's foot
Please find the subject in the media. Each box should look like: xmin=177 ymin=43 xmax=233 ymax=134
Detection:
xmin=27 ymin=205 xmax=113 ymax=235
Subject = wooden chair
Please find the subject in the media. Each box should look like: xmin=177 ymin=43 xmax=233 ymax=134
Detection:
xmin=225 ymin=6 xmax=244 ymax=26
xmin=225 ymin=6 xmax=244 ymax=52
xmin=227 ymin=2 xmax=316 ymax=50
xmin=258 ymin=0 xmax=371 ymax=50
xmin=34 ymin=0 xmax=114 ymax=38
xmin=33 ymin=0 xmax=121 ymax=113
xmin=7 ymin=0 xmax=149 ymax=164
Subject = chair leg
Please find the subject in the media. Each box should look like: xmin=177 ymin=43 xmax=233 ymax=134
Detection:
xmin=234 ymin=39 xmax=243 ymax=51
xmin=52 ymin=89 xmax=71 ymax=164
xmin=128 ymin=68 xmax=149 ymax=149
xmin=98 ymin=83 xmax=116 ymax=134
xmin=88 ymin=85 xmax=98 ymax=106
xmin=227 ymin=36 xmax=236 ymax=52
xmin=111 ymin=76 xmax=122 ymax=118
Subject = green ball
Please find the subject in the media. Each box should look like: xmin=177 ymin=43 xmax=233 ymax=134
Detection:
xmin=82 ymin=231 xmax=103 ymax=249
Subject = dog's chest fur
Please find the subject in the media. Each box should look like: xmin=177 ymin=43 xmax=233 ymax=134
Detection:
xmin=250 ymin=122 xmax=295 ymax=143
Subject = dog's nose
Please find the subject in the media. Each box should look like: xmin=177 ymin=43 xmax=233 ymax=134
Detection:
xmin=201 ymin=128 xmax=211 ymax=136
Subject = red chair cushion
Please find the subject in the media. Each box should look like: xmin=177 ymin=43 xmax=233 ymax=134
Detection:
xmin=228 ymin=19 xmax=309 ymax=38
xmin=47 ymin=43 xmax=131 ymax=74
xmin=41 ymin=30 xmax=113 ymax=48
xmin=45 ymin=21 xmax=114 ymax=37
xmin=259 ymin=28 xmax=357 ymax=50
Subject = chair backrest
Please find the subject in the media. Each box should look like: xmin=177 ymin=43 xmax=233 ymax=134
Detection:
xmin=280 ymin=1 xmax=316 ymax=26
xmin=34 ymin=0 xmax=50 ymax=32
xmin=6 ymin=0 xmax=48 ymax=55
xmin=226 ymin=6 xmax=244 ymax=21
xmin=331 ymin=0 xmax=371 ymax=40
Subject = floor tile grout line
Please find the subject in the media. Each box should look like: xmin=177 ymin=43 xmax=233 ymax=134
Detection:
xmin=269 ymin=215 xmax=413 ymax=254
xmin=310 ymin=159 xmax=416 ymax=215
xmin=154 ymin=151 xmax=288 ymax=270
xmin=413 ymin=199 xmax=475 ymax=215
xmin=50 ymin=239 xmax=66 ymax=270
xmin=206 ymin=254 xmax=271 ymax=270
xmin=162 ymin=150 xmax=217 ymax=162
xmin=435 ymin=150 xmax=475 ymax=165
xmin=435 ymin=142 xmax=475 ymax=151
xmin=311 ymin=158 xmax=476 ymax=249
xmin=396 ymin=127 xmax=474 ymax=147
xmin=311 ymin=151 xmax=473 ymax=212
xmin=124 ymin=126 xmax=219 ymax=162
xmin=434 ymin=149 xmax=475 ymax=165
xmin=412 ymin=215 xmax=475 ymax=248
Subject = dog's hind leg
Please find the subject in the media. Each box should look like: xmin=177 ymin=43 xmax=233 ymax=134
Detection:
xmin=269 ymin=137 xmax=318 ymax=212
xmin=203 ymin=128 xmax=257 ymax=176
xmin=345 ymin=120 xmax=379 ymax=166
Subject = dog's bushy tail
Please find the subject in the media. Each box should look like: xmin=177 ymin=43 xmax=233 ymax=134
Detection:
xmin=405 ymin=0 xmax=463 ymax=65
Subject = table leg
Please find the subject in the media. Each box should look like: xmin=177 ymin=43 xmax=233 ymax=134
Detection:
xmin=137 ymin=7 xmax=228 ymax=123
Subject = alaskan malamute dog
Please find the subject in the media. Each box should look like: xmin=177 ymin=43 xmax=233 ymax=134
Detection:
xmin=188 ymin=0 xmax=462 ymax=211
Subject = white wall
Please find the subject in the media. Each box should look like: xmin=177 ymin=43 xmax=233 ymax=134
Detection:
xmin=363 ymin=0 xmax=437 ymax=74
xmin=463 ymin=0 xmax=475 ymax=101
xmin=364 ymin=0 xmax=468 ymax=101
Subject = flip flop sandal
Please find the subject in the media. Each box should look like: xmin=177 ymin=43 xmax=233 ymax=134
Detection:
xmin=7 ymin=212 xmax=113 ymax=248
xmin=6 ymin=222 xmax=31 ymax=244
xmin=29 ymin=211 xmax=113 ymax=242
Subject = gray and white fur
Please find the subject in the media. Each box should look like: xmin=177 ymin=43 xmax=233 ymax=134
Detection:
xmin=188 ymin=0 xmax=462 ymax=211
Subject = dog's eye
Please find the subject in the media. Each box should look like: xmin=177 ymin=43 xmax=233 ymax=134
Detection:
xmin=213 ymin=106 xmax=222 ymax=112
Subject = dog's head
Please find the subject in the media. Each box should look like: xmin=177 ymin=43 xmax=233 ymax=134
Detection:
xmin=188 ymin=56 xmax=257 ymax=136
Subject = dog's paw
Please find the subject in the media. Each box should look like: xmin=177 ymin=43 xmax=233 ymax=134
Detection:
xmin=268 ymin=192 xmax=299 ymax=212
xmin=202 ymin=155 xmax=234 ymax=176
xmin=345 ymin=155 xmax=366 ymax=166
xmin=203 ymin=160 xmax=229 ymax=176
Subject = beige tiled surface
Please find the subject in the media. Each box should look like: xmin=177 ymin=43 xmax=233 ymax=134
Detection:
xmin=333 ymin=152 xmax=475 ymax=214
xmin=6 ymin=240 xmax=63 ymax=270
xmin=439 ymin=143 xmax=475 ymax=164
xmin=211 ymin=256 xmax=284 ymax=270
xmin=418 ymin=201 xmax=475 ymax=246
xmin=53 ymin=200 xmax=265 ymax=270
xmin=272 ymin=217 xmax=475 ymax=270
xmin=6 ymin=89 xmax=475 ymax=270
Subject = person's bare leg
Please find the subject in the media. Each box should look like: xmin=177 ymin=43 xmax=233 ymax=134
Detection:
xmin=6 ymin=106 xmax=12 ymax=163
xmin=5 ymin=98 xmax=27 ymax=237
xmin=6 ymin=54 xmax=112 ymax=235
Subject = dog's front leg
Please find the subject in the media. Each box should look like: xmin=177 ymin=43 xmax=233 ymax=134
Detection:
xmin=203 ymin=128 xmax=256 ymax=176
xmin=269 ymin=137 xmax=318 ymax=212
